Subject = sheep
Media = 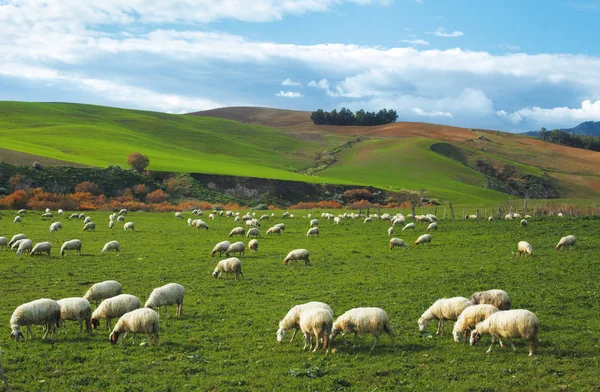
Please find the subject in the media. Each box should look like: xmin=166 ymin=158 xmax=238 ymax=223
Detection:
xmin=488 ymin=216 xmax=494 ymax=222
xmin=387 ymin=227 xmax=394 ymax=236
xmin=418 ymin=297 xmax=472 ymax=336
xmin=246 ymin=227 xmax=261 ymax=238
xmin=259 ymin=214 xmax=270 ymax=221
xmin=330 ymin=307 xmax=395 ymax=350
xmin=228 ymin=227 xmax=245 ymax=237
xmin=109 ymin=308 xmax=159 ymax=346
xmin=233 ymin=216 xmax=241 ymax=223
xmin=101 ymin=240 xmax=120 ymax=255
xmin=83 ymin=222 xmax=96 ymax=232
xmin=78 ymin=213 xmax=86 ymax=220
xmin=266 ymin=226 xmax=281 ymax=235
xmin=274 ymin=223 xmax=286 ymax=231
xmin=212 ymin=257 xmax=243 ymax=280
xmin=392 ymin=217 xmax=405 ymax=226
xmin=60 ymin=239 xmax=82 ymax=256
xmin=193 ymin=220 xmax=208 ymax=230
xmin=402 ymin=223 xmax=415 ymax=232
xmin=211 ymin=241 xmax=231 ymax=257
xmin=427 ymin=214 xmax=439 ymax=222
xmin=414 ymin=234 xmax=432 ymax=246
xmin=187 ymin=218 xmax=193 ymax=226
xmin=117 ymin=215 xmax=125 ymax=222
xmin=8 ymin=234 xmax=26 ymax=248
xmin=470 ymin=289 xmax=512 ymax=311
xmin=282 ymin=212 xmax=290 ymax=218
xmin=246 ymin=218 xmax=260 ymax=227
xmin=364 ymin=217 xmax=372 ymax=224
xmin=16 ymin=239 xmax=33 ymax=256
xmin=208 ymin=213 xmax=215 ymax=220
xmin=123 ymin=222 xmax=135 ymax=231
xmin=556 ymin=235 xmax=576 ymax=251
xmin=49 ymin=222 xmax=63 ymax=232
xmin=427 ymin=222 xmax=438 ymax=231
xmin=389 ymin=238 xmax=408 ymax=250
xmin=29 ymin=241 xmax=51 ymax=256
xmin=41 ymin=212 xmax=53 ymax=219
xmin=277 ymin=302 xmax=334 ymax=344
xmin=225 ymin=241 xmax=245 ymax=257
xmin=310 ymin=219 xmax=319 ymax=227
xmin=557 ymin=212 xmax=564 ymax=217
xmin=524 ymin=214 xmax=532 ymax=219
xmin=248 ymin=239 xmax=258 ymax=252
xmin=517 ymin=241 xmax=533 ymax=257
xmin=91 ymin=294 xmax=142 ymax=330
xmin=69 ymin=213 xmax=79 ymax=220
xmin=175 ymin=212 xmax=183 ymax=219
xmin=452 ymin=304 xmax=499 ymax=343
xmin=56 ymin=297 xmax=92 ymax=334
xmin=10 ymin=239 xmax=26 ymax=251
xmin=84 ymin=216 xmax=92 ymax=224
xmin=299 ymin=308 xmax=333 ymax=352
xmin=119 ymin=208 xmax=128 ymax=215
xmin=45 ymin=208 xmax=51 ymax=213
xmin=0 ymin=237 xmax=7 ymax=250
xmin=17 ymin=209 xmax=27 ymax=215
xmin=470 ymin=309 xmax=539 ymax=356
xmin=83 ymin=280 xmax=122 ymax=305
xmin=145 ymin=283 xmax=185 ymax=317
xmin=284 ymin=249 xmax=310 ymax=265
xmin=13 ymin=216 xmax=21 ymax=223
xmin=109 ymin=220 xmax=114 ymax=229
xmin=306 ymin=227 xmax=319 ymax=238
xmin=57 ymin=209 xmax=64 ymax=215
xmin=334 ymin=217 xmax=341 ymax=224
xmin=9 ymin=298 xmax=61 ymax=342
xmin=520 ymin=219 xmax=528 ymax=227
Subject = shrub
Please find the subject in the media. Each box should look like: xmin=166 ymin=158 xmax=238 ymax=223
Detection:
xmin=74 ymin=181 xmax=102 ymax=196
xmin=343 ymin=188 xmax=373 ymax=202
xmin=146 ymin=189 xmax=169 ymax=204
xmin=126 ymin=152 xmax=150 ymax=173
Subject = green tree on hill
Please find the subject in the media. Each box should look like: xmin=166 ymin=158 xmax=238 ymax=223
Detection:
xmin=126 ymin=152 xmax=150 ymax=173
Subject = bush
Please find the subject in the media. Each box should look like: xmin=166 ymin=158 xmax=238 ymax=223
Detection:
xmin=74 ymin=181 xmax=102 ymax=196
xmin=126 ymin=152 xmax=150 ymax=173
xmin=146 ymin=189 xmax=169 ymax=204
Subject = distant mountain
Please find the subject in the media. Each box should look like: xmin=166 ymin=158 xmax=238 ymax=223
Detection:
xmin=523 ymin=121 xmax=600 ymax=137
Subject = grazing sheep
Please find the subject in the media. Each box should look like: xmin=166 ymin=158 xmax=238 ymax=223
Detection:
xmin=306 ymin=227 xmax=319 ymax=238
xmin=211 ymin=241 xmax=231 ymax=257
xmin=41 ymin=212 xmax=53 ymax=219
xmin=364 ymin=217 xmax=372 ymax=224
xmin=556 ymin=235 xmax=576 ymax=251
xmin=91 ymin=294 xmax=142 ymax=330
xmin=123 ymin=222 xmax=135 ymax=231
xmin=57 ymin=209 xmax=64 ymax=215
xmin=17 ymin=209 xmax=27 ymax=215
xmin=8 ymin=234 xmax=26 ymax=248
xmin=145 ymin=283 xmax=185 ymax=317
xmin=266 ymin=226 xmax=281 ymax=235
xmin=259 ymin=214 xmax=269 ymax=221
xmin=274 ymin=223 xmax=286 ymax=231
xmin=175 ymin=212 xmax=183 ymax=219
xmin=193 ymin=220 xmax=209 ymax=230
xmin=387 ymin=227 xmax=394 ymax=236
xmin=83 ymin=280 xmax=122 ymax=305
xmin=310 ymin=219 xmax=319 ymax=228
xmin=117 ymin=215 xmax=125 ymax=222
xmin=212 ymin=257 xmax=243 ymax=280
xmin=56 ymin=297 xmax=92 ymax=334
xmin=30 ymin=241 xmax=51 ymax=256
xmin=225 ymin=241 xmax=245 ymax=257
xmin=16 ymin=239 xmax=33 ymax=256
xmin=208 ymin=213 xmax=215 ymax=220
xmin=418 ymin=297 xmax=472 ymax=335
xmin=488 ymin=216 xmax=494 ymax=222
xmin=392 ymin=217 xmax=405 ymax=226
xmin=452 ymin=304 xmax=499 ymax=343
xmin=277 ymin=302 xmax=334 ymax=344
xmin=389 ymin=238 xmax=409 ymax=250
xmin=414 ymin=234 xmax=432 ymax=246
xmin=119 ymin=209 xmax=128 ymax=215
xmin=470 ymin=309 xmax=539 ymax=356
xmin=228 ymin=227 xmax=245 ymax=237
xmin=284 ymin=249 xmax=310 ymax=265
xmin=0 ymin=237 xmax=7 ymax=250
xmin=520 ymin=219 xmax=528 ymax=227
xmin=248 ymin=239 xmax=258 ymax=252
xmin=334 ymin=217 xmax=341 ymax=224
xmin=13 ymin=216 xmax=21 ymax=223
xmin=69 ymin=213 xmax=79 ymax=220
xmin=427 ymin=222 xmax=438 ymax=231
xmin=45 ymin=208 xmax=51 ymax=213
xmin=233 ymin=216 xmax=241 ymax=223
xmin=101 ymin=240 xmax=120 ymax=255
xmin=10 ymin=298 xmax=61 ymax=342
xmin=109 ymin=220 xmax=114 ymax=229
xmin=517 ymin=241 xmax=533 ymax=257
xmin=300 ymin=308 xmax=333 ymax=352
xmin=282 ymin=212 xmax=290 ymax=218
xmin=402 ymin=223 xmax=415 ymax=232
xmin=246 ymin=227 xmax=261 ymax=238
xmin=84 ymin=216 xmax=92 ymax=224
xmin=11 ymin=239 xmax=26 ymax=251
xmin=78 ymin=213 xmax=85 ymax=220
xmin=60 ymin=239 xmax=82 ymax=256
xmin=49 ymin=222 xmax=63 ymax=232
xmin=83 ymin=222 xmax=96 ymax=232
xmin=470 ymin=289 xmax=512 ymax=311
xmin=557 ymin=212 xmax=564 ymax=217
xmin=330 ymin=307 xmax=395 ymax=350
xmin=110 ymin=308 xmax=159 ymax=345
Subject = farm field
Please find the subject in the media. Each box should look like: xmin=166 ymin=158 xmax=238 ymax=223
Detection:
xmin=0 ymin=210 xmax=599 ymax=391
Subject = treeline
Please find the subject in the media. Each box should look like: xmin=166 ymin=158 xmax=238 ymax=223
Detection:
xmin=538 ymin=128 xmax=600 ymax=152
xmin=310 ymin=108 xmax=398 ymax=126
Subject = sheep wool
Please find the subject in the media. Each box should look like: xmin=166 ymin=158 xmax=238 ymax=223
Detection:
xmin=101 ymin=241 xmax=120 ymax=255
xmin=84 ymin=280 xmax=122 ymax=305
xmin=49 ymin=222 xmax=63 ymax=232
xmin=248 ymin=239 xmax=258 ymax=252
xmin=8 ymin=234 xmax=26 ymax=248
xmin=556 ymin=235 xmax=576 ymax=251
xmin=389 ymin=238 xmax=408 ymax=250
xmin=228 ymin=227 xmax=245 ymax=237
xmin=212 ymin=257 xmax=243 ymax=280
xmin=60 ymin=239 xmax=82 ymax=256
xmin=123 ymin=222 xmax=135 ymax=231
xmin=414 ymin=234 xmax=432 ymax=246
xmin=306 ymin=227 xmax=319 ymax=238
xmin=10 ymin=298 xmax=61 ymax=342
xmin=110 ymin=308 xmax=159 ymax=346
xmin=82 ymin=222 xmax=96 ymax=232
xmin=16 ymin=239 xmax=33 ymax=256
xmin=30 ymin=241 xmax=52 ymax=256
xmin=57 ymin=297 xmax=92 ymax=334
xmin=470 ymin=309 xmax=539 ymax=356
xmin=145 ymin=283 xmax=185 ymax=317
xmin=211 ymin=241 xmax=231 ymax=257
xmin=330 ymin=307 xmax=395 ymax=350
xmin=225 ymin=241 xmax=245 ymax=257
xmin=246 ymin=228 xmax=261 ymax=238
xmin=0 ymin=237 xmax=7 ymax=250
xmin=402 ymin=223 xmax=415 ymax=232
xmin=91 ymin=294 xmax=142 ymax=330
xmin=418 ymin=297 xmax=472 ymax=336
xmin=452 ymin=304 xmax=499 ymax=343
xmin=517 ymin=241 xmax=533 ymax=257
xmin=277 ymin=302 xmax=334 ymax=343
xmin=470 ymin=289 xmax=511 ymax=311
xmin=427 ymin=222 xmax=438 ymax=231
xmin=299 ymin=308 xmax=333 ymax=352
xmin=284 ymin=249 xmax=310 ymax=265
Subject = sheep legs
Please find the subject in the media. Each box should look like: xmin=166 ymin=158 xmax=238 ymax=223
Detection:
xmin=290 ymin=329 xmax=299 ymax=343
xmin=486 ymin=335 xmax=496 ymax=354
xmin=436 ymin=319 xmax=445 ymax=335
xmin=176 ymin=303 xmax=183 ymax=317
xmin=371 ymin=334 xmax=379 ymax=351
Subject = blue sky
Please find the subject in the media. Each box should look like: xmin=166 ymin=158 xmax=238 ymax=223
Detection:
xmin=1 ymin=0 xmax=600 ymax=132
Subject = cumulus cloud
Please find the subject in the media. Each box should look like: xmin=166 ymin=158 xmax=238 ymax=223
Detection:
xmin=412 ymin=108 xmax=452 ymax=117
xmin=276 ymin=91 xmax=303 ymax=98
xmin=433 ymin=27 xmax=464 ymax=38
xmin=497 ymin=100 xmax=600 ymax=126
xmin=308 ymin=79 xmax=330 ymax=89
xmin=282 ymin=78 xmax=302 ymax=86
xmin=401 ymin=39 xmax=429 ymax=46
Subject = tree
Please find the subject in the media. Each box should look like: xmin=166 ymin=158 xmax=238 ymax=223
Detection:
xmin=74 ymin=181 xmax=102 ymax=196
xmin=126 ymin=152 xmax=150 ymax=173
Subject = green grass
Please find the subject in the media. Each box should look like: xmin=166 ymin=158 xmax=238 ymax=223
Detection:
xmin=0 ymin=209 xmax=598 ymax=391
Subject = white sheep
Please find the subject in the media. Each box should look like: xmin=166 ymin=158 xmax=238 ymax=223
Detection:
xmin=10 ymin=298 xmax=61 ymax=342
xmin=266 ymin=226 xmax=281 ymax=235
xmin=49 ymin=222 xmax=63 ymax=232
xmin=470 ymin=309 xmax=539 ymax=356
xmin=78 ymin=213 xmax=86 ymax=220
xmin=60 ymin=239 xmax=82 ymax=256
xmin=284 ymin=249 xmax=310 ymax=265
xmin=557 ymin=212 xmax=564 ymax=217
xmin=41 ymin=212 xmax=53 ymax=219
xmin=452 ymin=304 xmax=499 ymax=343
xmin=69 ymin=213 xmax=79 ymax=220
xmin=109 ymin=220 xmax=114 ymax=229
xmin=84 ymin=216 xmax=92 ymax=224
xmin=248 ymin=239 xmax=258 ymax=252
xmin=211 ymin=241 xmax=231 ymax=257
xmin=109 ymin=308 xmax=160 ymax=345
xmin=16 ymin=239 xmax=33 ymax=256
xmin=418 ymin=297 xmax=472 ymax=335
xmin=175 ymin=212 xmax=183 ymax=219
xmin=470 ymin=289 xmax=512 ymax=311
xmin=145 ymin=283 xmax=185 ymax=317
xmin=488 ymin=216 xmax=494 ymax=222
xmin=117 ymin=215 xmax=125 ymax=222
xmin=225 ymin=241 xmax=245 ymax=257
xmin=387 ymin=227 xmax=394 ymax=236
xmin=193 ymin=220 xmax=209 ymax=230
xmin=275 ymin=222 xmax=286 ymax=230
xmin=517 ymin=241 xmax=532 ymax=256
xmin=246 ymin=227 xmax=261 ymax=238
xmin=58 ymin=209 xmax=64 ymax=215
xmin=330 ymin=307 xmax=395 ymax=350
xmin=427 ymin=222 xmax=438 ymax=231
xmin=56 ymin=297 xmax=92 ymax=334
xmin=119 ymin=208 xmax=128 ymax=215
xmin=392 ymin=217 xmax=405 ymax=226
xmin=233 ymin=216 xmax=241 ymax=223
xmin=124 ymin=222 xmax=135 ymax=231
xmin=299 ymin=308 xmax=333 ymax=352
xmin=29 ymin=241 xmax=51 ymax=256
xmin=0 ymin=237 xmax=7 ymax=250
xmin=306 ymin=227 xmax=319 ymax=238
xmin=229 ymin=227 xmax=245 ymax=237
xmin=277 ymin=302 xmax=334 ymax=343
xmin=389 ymin=238 xmax=408 ymax=250
xmin=17 ymin=209 xmax=27 ymax=215
xmin=520 ymin=219 xmax=528 ymax=227
xmin=208 ymin=213 xmax=215 ymax=220
xmin=402 ymin=223 xmax=415 ymax=232
xmin=212 ymin=257 xmax=243 ymax=280
xmin=45 ymin=208 xmax=51 ymax=213
xmin=310 ymin=219 xmax=319 ymax=227
xmin=91 ymin=294 xmax=142 ymax=330
xmin=364 ymin=217 xmax=372 ymax=224
xmin=10 ymin=239 xmax=26 ymax=251
xmin=414 ymin=234 xmax=432 ymax=246
xmin=82 ymin=222 xmax=96 ymax=232
xmin=334 ymin=217 xmax=341 ymax=224
xmin=556 ymin=235 xmax=576 ymax=251
xmin=282 ymin=212 xmax=290 ymax=218
xmin=8 ymin=234 xmax=26 ymax=247
xmin=83 ymin=280 xmax=122 ymax=305
xmin=101 ymin=240 xmax=120 ymax=255
xmin=259 ymin=214 xmax=269 ymax=221
xmin=13 ymin=216 xmax=21 ymax=223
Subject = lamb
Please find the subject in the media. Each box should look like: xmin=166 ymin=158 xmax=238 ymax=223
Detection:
xmin=228 ymin=227 xmax=245 ymax=237
xmin=10 ymin=239 xmax=26 ymax=251
xmin=56 ymin=297 xmax=92 ymax=334
xmin=90 ymin=294 xmax=142 ymax=330
xmin=13 ymin=216 xmax=21 ymax=223
xmin=330 ymin=307 xmax=395 ymax=350
xmin=119 ymin=208 xmax=128 ymax=215
xmin=17 ymin=209 xmax=27 ymax=215
xmin=310 ymin=219 xmax=319 ymax=227
xmin=83 ymin=280 xmax=122 ymax=305
xmin=8 ymin=234 xmax=26 ymax=247
xmin=306 ymin=227 xmax=319 ymax=238
xmin=49 ymin=222 xmax=63 ymax=232
xmin=402 ymin=223 xmax=415 ymax=232
xmin=266 ymin=226 xmax=281 ymax=235
xmin=57 ymin=209 xmax=64 ymax=215
xmin=83 ymin=222 xmax=96 ymax=232
xmin=387 ymin=227 xmax=394 ymax=236
xmin=414 ymin=234 xmax=432 ymax=246
xmin=517 ymin=241 xmax=533 ymax=257
xmin=452 ymin=304 xmax=499 ymax=343
xmin=123 ymin=222 xmax=135 ymax=231
xmin=284 ymin=249 xmax=310 ymax=265
xmin=470 ymin=309 xmax=539 ymax=356
xmin=556 ymin=235 xmax=576 ymax=251
xmin=109 ymin=220 xmax=114 ymax=229
xmin=41 ymin=212 xmax=53 ymax=219
xmin=60 ymin=239 xmax=82 ymax=256
xmin=246 ymin=227 xmax=261 ymax=238
xmin=427 ymin=222 xmax=438 ymax=231
xmin=69 ymin=213 xmax=79 ymax=220
xmin=248 ymin=239 xmax=258 ymax=252
xmin=9 ymin=298 xmax=61 ymax=342
xmin=334 ymin=217 xmax=341 ymax=224
xmin=299 ymin=308 xmax=333 ymax=352
xmin=16 ymin=239 xmax=33 ymax=256
xmin=212 ymin=257 xmax=243 ymax=280
xmin=389 ymin=238 xmax=409 ymax=250
xmin=225 ymin=241 xmax=245 ymax=257
xmin=175 ymin=212 xmax=183 ymax=219
xmin=211 ymin=241 xmax=231 ymax=257
xmin=109 ymin=308 xmax=159 ymax=346
xmin=145 ymin=283 xmax=185 ymax=317
xmin=277 ymin=302 xmax=334 ymax=343
xmin=0 ymin=237 xmax=7 ymax=250
xmin=84 ymin=216 xmax=92 ymax=224
xmin=101 ymin=240 xmax=120 ymax=255
xmin=470 ymin=289 xmax=512 ymax=311
xmin=117 ymin=215 xmax=125 ymax=222
xmin=418 ymin=297 xmax=472 ymax=335
xmin=29 ymin=241 xmax=51 ymax=256
xmin=520 ymin=219 xmax=528 ymax=227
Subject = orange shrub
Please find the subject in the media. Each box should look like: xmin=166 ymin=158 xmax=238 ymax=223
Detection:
xmin=134 ymin=184 xmax=149 ymax=198
xmin=146 ymin=189 xmax=169 ymax=204
xmin=0 ymin=190 xmax=28 ymax=209
xmin=289 ymin=200 xmax=342 ymax=210
xmin=74 ymin=181 xmax=102 ymax=196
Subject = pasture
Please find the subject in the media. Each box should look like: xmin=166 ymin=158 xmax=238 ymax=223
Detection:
xmin=0 ymin=209 xmax=598 ymax=391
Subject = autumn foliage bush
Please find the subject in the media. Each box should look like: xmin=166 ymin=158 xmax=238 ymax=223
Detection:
xmin=289 ymin=200 xmax=342 ymax=210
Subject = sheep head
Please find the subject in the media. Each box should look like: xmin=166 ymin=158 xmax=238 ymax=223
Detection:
xmin=109 ymin=332 xmax=120 ymax=344
xmin=10 ymin=330 xmax=23 ymax=342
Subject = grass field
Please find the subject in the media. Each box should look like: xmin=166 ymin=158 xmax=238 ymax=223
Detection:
xmin=0 ymin=209 xmax=598 ymax=391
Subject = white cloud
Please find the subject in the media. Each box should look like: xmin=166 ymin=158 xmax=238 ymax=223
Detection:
xmin=433 ymin=27 xmax=464 ymax=38
xmin=308 ymin=79 xmax=330 ymax=89
xmin=412 ymin=108 xmax=452 ymax=117
xmin=497 ymin=100 xmax=600 ymax=126
xmin=401 ymin=39 xmax=429 ymax=46
xmin=276 ymin=91 xmax=303 ymax=98
xmin=282 ymin=78 xmax=302 ymax=86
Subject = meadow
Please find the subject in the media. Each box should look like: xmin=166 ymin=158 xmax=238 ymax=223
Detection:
xmin=0 ymin=209 xmax=598 ymax=391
